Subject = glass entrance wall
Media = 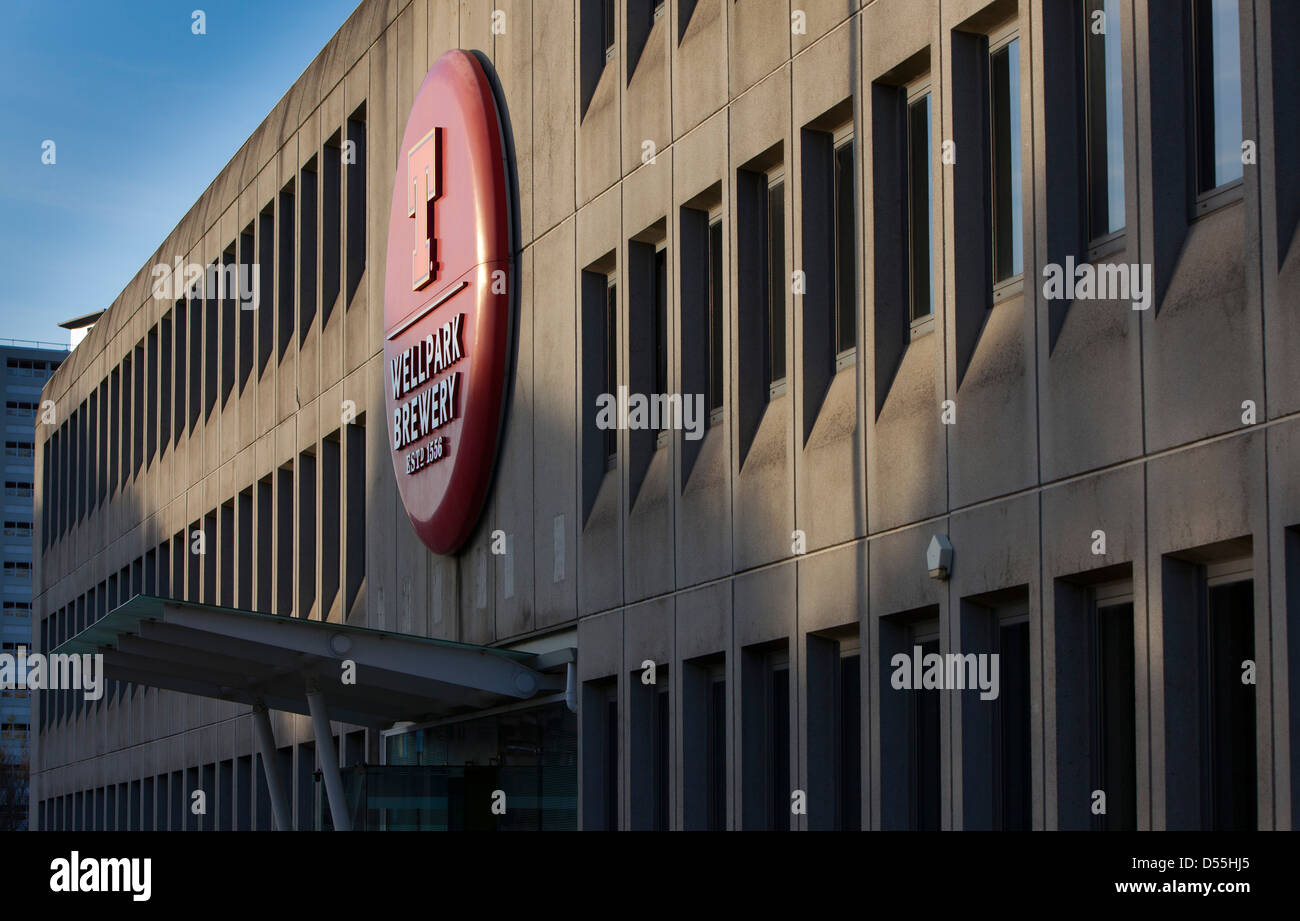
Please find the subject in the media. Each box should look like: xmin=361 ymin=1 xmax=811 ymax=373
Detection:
xmin=333 ymin=701 xmax=576 ymax=830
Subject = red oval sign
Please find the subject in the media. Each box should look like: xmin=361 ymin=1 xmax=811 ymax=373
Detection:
xmin=384 ymin=50 xmax=513 ymax=555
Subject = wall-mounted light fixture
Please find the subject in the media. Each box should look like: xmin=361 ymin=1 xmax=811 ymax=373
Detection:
xmin=927 ymin=534 xmax=953 ymax=580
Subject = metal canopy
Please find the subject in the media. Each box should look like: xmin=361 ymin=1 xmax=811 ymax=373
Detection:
xmin=53 ymin=595 xmax=566 ymax=728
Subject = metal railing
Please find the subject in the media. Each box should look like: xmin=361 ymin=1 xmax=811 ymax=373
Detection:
xmin=0 ymin=338 xmax=68 ymax=352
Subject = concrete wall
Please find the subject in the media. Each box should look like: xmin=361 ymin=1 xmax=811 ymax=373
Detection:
xmin=30 ymin=0 xmax=1300 ymax=831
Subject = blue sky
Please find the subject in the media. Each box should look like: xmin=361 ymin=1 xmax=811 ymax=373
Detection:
xmin=0 ymin=0 xmax=363 ymax=345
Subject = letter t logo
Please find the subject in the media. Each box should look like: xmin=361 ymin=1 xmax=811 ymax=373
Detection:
xmin=408 ymin=127 xmax=441 ymax=291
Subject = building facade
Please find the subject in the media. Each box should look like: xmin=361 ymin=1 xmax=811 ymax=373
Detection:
xmin=2 ymin=341 xmax=66 ymax=830
xmin=31 ymin=0 xmax=1300 ymax=830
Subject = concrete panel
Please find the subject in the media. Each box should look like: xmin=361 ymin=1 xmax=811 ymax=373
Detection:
xmin=493 ymin=245 xmax=536 ymax=639
xmin=672 ymin=0 xmax=727 ymax=137
xmin=532 ymin=0 xmax=576 ymax=236
xmin=532 ymin=221 xmax=580 ymax=629
xmin=728 ymin=0 xmax=790 ymax=95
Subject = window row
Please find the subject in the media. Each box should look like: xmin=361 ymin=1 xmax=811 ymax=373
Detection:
xmin=6 ymin=357 xmax=62 ymax=376
xmin=40 ymin=106 xmax=367 ymax=551
xmin=583 ymin=561 xmax=1257 ymax=830
xmin=37 ymin=731 xmax=367 ymax=831
xmin=39 ymin=422 xmax=367 ymax=729
xmin=3 ymin=561 xmax=32 ymax=577
xmin=580 ymin=0 xmax=1254 ymax=514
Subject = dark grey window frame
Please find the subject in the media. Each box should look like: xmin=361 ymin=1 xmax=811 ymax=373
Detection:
xmin=832 ymin=133 xmax=858 ymax=367
xmin=907 ymin=83 xmax=935 ymax=339
xmin=1191 ymin=0 xmax=1245 ymax=216
xmin=605 ymin=275 xmax=618 ymax=469
xmin=707 ymin=211 xmax=725 ymax=427
xmin=1082 ymin=0 xmax=1128 ymax=254
xmin=989 ymin=27 xmax=1025 ymax=302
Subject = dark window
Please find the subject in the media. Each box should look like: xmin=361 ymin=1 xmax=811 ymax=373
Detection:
xmin=627 ymin=0 xmax=659 ymax=79
xmin=277 ymin=465 xmax=293 ymax=616
xmin=766 ymin=179 xmax=786 ymax=384
xmin=344 ymin=418 xmax=366 ymax=615
xmin=834 ymin=140 xmax=857 ymax=354
xmin=300 ymin=162 xmax=317 ymax=345
xmin=298 ymin=450 xmax=316 ymax=619
xmin=990 ymin=37 xmax=1024 ymax=284
xmin=236 ymin=756 xmax=253 ymax=830
xmin=78 ymin=403 xmax=89 ymax=521
xmin=743 ymin=647 xmax=790 ymax=830
xmin=1204 ymin=579 xmax=1256 ymax=829
xmin=258 ymin=206 xmax=275 ymax=374
xmin=654 ymin=685 xmax=670 ymax=830
xmin=679 ymin=0 xmax=699 ymax=41
xmin=839 ymin=652 xmax=861 ymax=830
xmin=147 ymin=327 xmax=159 ymax=462
xmin=220 ymin=251 xmax=236 ymax=406
xmin=98 ymin=380 xmax=108 ymax=503
xmin=605 ymin=279 xmax=618 ymax=463
xmin=683 ymin=657 xmax=727 ymax=830
xmin=204 ymin=273 xmax=217 ymax=419
xmin=582 ymin=679 xmax=619 ymax=830
xmin=133 ymin=343 xmax=145 ymax=473
xmin=346 ymin=108 xmax=367 ymax=307
xmin=238 ymin=489 xmax=253 ymax=610
xmin=737 ymin=161 xmax=785 ymax=465
xmin=170 ymin=532 xmax=185 ymax=602
xmin=321 ymin=434 xmax=341 ymax=618
xmin=154 ymin=542 xmax=168 ymax=599
xmin=807 ymin=636 xmax=861 ymax=830
xmin=626 ymin=238 xmax=665 ymax=503
xmin=1193 ymin=0 xmax=1243 ymax=193
xmin=159 ymin=316 xmax=172 ymax=450
xmin=1084 ymin=0 xmax=1126 ymax=238
xmin=189 ymin=294 xmax=203 ymax=429
xmin=632 ymin=669 xmax=671 ymax=830
xmin=1164 ymin=557 xmax=1257 ymax=830
xmin=172 ymin=302 xmax=186 ymax=445
xmin=707 ymin=669 xmax=726 ymax=830
xmin=912 ymin=637 xmax=942 ymax=830
xmin=256 ymin=479 xmax=273 ymax=612
xmin=708 ymin=219 xmax=724 ymax=413
xmin=581 ymin=262 xmax=617 ymax=523
xmin=995 ymin=621 xmax=1032 ymax=830
xmin=239 ymin=226 xmax=256 ymax=388
xmin=768 ymin=659 xmax=790 ymax=830
xmin=800 ymin=127 xmax=855 ymax=437
xmin=653 ymin=247 xmax=668 ymax=397
xmin=219 ymin=503 xmax=233 ymax=607
xmin=1091 ymin=599 xmax=1137 ymax=830
xmin=580 ymin=1 xmax=611 ymax=116
xmin=203 ymin=513 xmax=217 ymax=605
xmin=85 ymin=395 xmax=98 ymax=515
xmin=678 ymin=202 xmax=723 ymax=464
xmin=295 ymin=745 xmax=314 ymax=831
xmin=322 ymin=138 xmax=342 ymax=324
xmin=603 ymin=0 xmax=616 ymax=55
xmin=145 ymin=548 xmax=157 ymax=598
xmin=908 ymin=93 xmax=934 ymax=320
xmin=279 ymin=183 xmax=295 ymax=359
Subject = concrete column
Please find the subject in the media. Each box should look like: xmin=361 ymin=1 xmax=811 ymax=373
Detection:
xmin=305 ymin=685 xmax=353 ymax=831
xmin=251 ymin=701 xmax=292 ymax=831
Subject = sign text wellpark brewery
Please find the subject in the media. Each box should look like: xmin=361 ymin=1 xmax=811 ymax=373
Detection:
xmin=383 ymin=50 xmax=513 ymax=554
xmin=389 ymin=312 xmax=463 ymax=471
